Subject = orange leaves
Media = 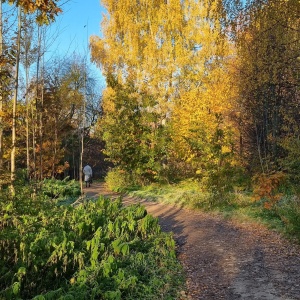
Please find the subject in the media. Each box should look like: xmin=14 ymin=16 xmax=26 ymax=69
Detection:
xmin=7 ymin=0 xmax=62 ymax=24
xmin=252 ymin=172 xmax=285 ymax=209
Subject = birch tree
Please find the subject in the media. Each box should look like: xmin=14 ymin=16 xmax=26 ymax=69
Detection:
xmin=3 ymin=0 xmax=62 ymax=191
xmin=10 ymin=6 xmax=21 ymax=192
xmin=91 ymin=0 xmax=239 ymax=183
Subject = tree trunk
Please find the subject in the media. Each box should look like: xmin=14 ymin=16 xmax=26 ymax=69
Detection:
xmin=80 ymin=126 xmax=84 ymax=194
xmin=34 ymin=25 xmax=41 ymax=181
xmin=39 ymin=33 xmax=44 ymax=180
xmin=31 ymin=104 xmax=36 ymax=180
xmin=25 ymin=47 xmax=30 ymax=180
xmin=11 ymin=6 xmax=21 ymax=193
xmin=80 ymin=67 xmax=87 ymax=194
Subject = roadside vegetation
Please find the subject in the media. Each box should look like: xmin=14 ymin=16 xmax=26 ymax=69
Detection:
xmin=0 ymin=180 xmax=185 ymax=299
xmin=119 ymin=179 xmax=300 ymax=243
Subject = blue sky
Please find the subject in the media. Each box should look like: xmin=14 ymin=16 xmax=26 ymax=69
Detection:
xmin=48 ymin=0 xmax=106 ymax=83
xmin=50 ymin=0 xmax=105 ymax=56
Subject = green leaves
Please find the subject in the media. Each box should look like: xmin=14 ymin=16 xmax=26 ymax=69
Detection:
xmin=97 ymin=75 xmax=170 ymax=187
xmin=111 ymin=239 xmax=129 ymax=256
xmin=12 ymin=282 xmax=20 ymax=296
xmin=0 ymin=190 xmax=184 ymax=299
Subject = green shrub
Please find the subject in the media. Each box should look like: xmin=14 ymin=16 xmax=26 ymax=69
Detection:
xmin=105 ymin=168 xmax=134 ymax=192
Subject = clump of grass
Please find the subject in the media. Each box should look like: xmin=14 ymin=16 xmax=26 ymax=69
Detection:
xmin=129 ymin=179 xmax=204 ymax=208
xmin=277 ymin=195 xmax=300 ymax=241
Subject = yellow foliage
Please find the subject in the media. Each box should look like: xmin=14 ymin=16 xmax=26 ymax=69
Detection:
xmin=221 ymin=146 xmax=231 ymax=154
xmin=102 ymin=87 xmax=116 ymax=113
xmin=91 ymin=0 xmax=241 ymax=172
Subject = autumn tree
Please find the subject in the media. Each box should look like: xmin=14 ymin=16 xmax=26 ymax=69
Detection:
xmin=0 ymin=4 xmax=17 ymax=185
xmin=10 ymin=6 xmax=21 ymax=193
xmin=91 ymin=0 xmax=240 ymax=186
xmin=0 ymin=2 xmax=3 ymax=182
xmin=0 ymin=0 xmax=62 ymax=190
xmin=166 ymin=1 xmax=240 ymax=186
xmin=19 ymin=14 xmax=41 ymax=179
xmin=33 ymin=55 xmax=101 ymax=180
xmin=234 ymin=0 xmax=300 ymax=177
xmin=3 ymin=0 xmax=62 ymax=24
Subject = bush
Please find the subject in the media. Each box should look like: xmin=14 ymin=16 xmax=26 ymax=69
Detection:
xmin=105 ymin=168 xmax=134 ymax=192
xmin=199 ymin=165 xmax=246 ymax=207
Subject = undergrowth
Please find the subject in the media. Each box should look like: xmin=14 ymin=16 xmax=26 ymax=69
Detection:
xmin=41 ymin=177 xmax=81 ymax=204
xmin=0 ymin=182 xmax=185 ymax=299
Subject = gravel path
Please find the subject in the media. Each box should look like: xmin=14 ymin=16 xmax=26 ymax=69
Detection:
xmin=83 ymin=183 xmax=300 ymax=300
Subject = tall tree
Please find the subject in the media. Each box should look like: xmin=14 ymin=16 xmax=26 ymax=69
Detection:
xmin=96 ymin=74 xmax=167 ymax=183
xmin=235 ymin=0 xmax=300 ymax=174
xmin=20 ymin=14 xmax=39 ymax=180
xmin=1 ymin=0 xmax=62 ymax=190
xmin=91 ymin=0 xmax=238 ymax=183
xmin=30 ymin=55 xmax=101 ymax=181
xmin=10 ymin=6 xmax=21 ymax=192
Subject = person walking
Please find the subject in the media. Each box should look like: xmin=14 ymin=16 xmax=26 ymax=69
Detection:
xmin=83 ymin=163 xmax=93 ymax=187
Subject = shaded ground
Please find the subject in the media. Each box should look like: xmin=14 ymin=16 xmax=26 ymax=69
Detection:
xmin=82 ymin=182 xmax=300 ymax=300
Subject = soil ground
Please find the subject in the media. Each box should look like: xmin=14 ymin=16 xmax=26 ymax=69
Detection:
xmin=80 ymin=182 xmax=300 ymax=300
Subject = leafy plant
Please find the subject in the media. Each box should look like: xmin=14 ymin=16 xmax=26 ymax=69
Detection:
xmin=0 ymin=186 xmax=185 ymax=299
xmin=277 ymin=196 xmax=300 ymax=240
xmin=41 ymin=177 xmax=81 ymax=203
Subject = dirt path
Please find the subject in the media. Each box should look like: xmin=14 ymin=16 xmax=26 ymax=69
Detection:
xmin=83 ymin=183 xmax=300 ymax=300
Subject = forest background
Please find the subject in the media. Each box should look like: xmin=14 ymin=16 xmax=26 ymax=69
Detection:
xmin=0 ymin=0 xmax=300 ymax=223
